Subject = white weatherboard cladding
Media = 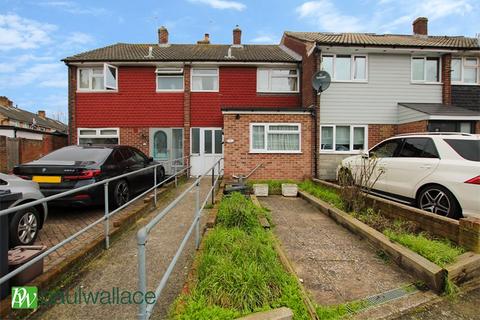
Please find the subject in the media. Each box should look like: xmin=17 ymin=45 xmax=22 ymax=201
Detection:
xmin=398 ymin=105 xmax=429 ymax=124
xmin=319 ymin=53 xmax=442 ymax=124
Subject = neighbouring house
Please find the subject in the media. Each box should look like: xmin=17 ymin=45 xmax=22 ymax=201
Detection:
xmin=0 ymin=96 xmax=68 ymax=172
xmin=63 ymin=27 xmax=313 ymax=180
xmin=282 ymin=17 xmax=480 ymax=179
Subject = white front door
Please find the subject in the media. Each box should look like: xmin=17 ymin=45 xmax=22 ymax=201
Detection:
xmin=190 ymin=127 xmax=223 ymax=176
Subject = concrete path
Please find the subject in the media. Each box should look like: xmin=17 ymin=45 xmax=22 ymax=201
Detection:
xmin=34 ymin=178 xmax=214 ymax=320
xmin=259 ymin=196 xmax=414 ymax=306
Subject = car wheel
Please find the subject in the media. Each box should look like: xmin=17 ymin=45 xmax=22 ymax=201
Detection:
xmin=112 ymin=180 xmax=130 ymax=208
xmin=417 ymin=185 xmax=460 ymax=219
xmin=338 ymin=167 xmax=354 ymax=186
xmin=10 ymin=207 xmax=40 ymax=247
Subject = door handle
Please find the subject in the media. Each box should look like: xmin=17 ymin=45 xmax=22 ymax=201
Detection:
xmin=420 ymin=164 xmax=432 ymax=169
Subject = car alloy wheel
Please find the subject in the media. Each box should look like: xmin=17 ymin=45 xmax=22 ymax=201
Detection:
xmin=114 ymin=180 xmax=130 ymax=207
xmin=419 ymin=188 xmax=451 ymax=217
xmin=17 ymin=211 xmax=38 ymax=245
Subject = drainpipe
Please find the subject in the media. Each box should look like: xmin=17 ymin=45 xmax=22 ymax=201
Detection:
xmin=308 ymin=105 xmax=318 ymax=179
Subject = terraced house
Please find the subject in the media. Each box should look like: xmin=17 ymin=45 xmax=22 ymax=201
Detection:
xmin=64 ymin=17 xmax=480 ymax=180
xmin=282 ymin=17 xmax=480 ymax=179
xmin=64 ymin=27 xmax=312 ymax=180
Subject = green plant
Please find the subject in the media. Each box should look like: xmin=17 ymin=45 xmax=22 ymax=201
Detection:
xmin=216 ymin=192 xmax=260 ymax=232
xmin=443 ymin=277 xmax=460 ymax=299
xmin=298 ymin=180 xmax=345 ymax=210
xmin=315 ymin=300 xmax=369 ymax=319
xmin=383 ymin=230 xmax=464 ymax=267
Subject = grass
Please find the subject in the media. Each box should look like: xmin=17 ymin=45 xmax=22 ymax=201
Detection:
xmin=315 ymin=300 xmax=369 ymax=320
xmin=247 ymin=179 xmax=298 ymax=195
xmin=172 ymin=193 xmax=310 ymax=320
xmin=383 ymin=230 xmax=465 ymax=267
xmin=299 ymin=180 xmax=466 ymax=269
xmin=298 ymin=180 xmax=345 ymax=210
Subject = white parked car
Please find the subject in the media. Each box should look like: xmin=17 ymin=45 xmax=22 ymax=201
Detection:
xmin=0 ymin=173 xmax=48 ymax=247
xmin=338 ymin=133 xmax=480 ymax=219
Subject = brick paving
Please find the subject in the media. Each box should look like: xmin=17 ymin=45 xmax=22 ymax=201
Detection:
xmin=260 ymin=196 xmax=414 ymax=306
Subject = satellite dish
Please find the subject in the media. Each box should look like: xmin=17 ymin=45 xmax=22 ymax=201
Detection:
xmin=312 ymin=71 xmax=331 ymax=93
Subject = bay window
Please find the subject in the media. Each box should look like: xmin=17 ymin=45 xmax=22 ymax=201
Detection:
xmin=250 ymin=123 xmax=301 ymax=153
xmin=411 ymin=57 xmax=440 ymax=83
xmin=321 ymin=54 xmax=367 ymax=81
xmin=78 ymin=64 xmax=118 ymax=91
xmin=320 ymin=125 xmax=367 ymax=152
xmin=191 ymin=68 xmax=219 ymax=91
xmin=257 ymin=68 xmax=299 ymax=92
xmin=156 ymin=68 xmax=184 ymax=91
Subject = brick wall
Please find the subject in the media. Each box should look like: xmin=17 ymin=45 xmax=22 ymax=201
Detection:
xmin=397 ymin=120 xmax=428 ymax=135
xmin=0 ymin=136 xmax=6 ymax=172
xmin=119 ymin=128 xmax=149 ymax=155
xmin=476 ymin=121 xmax=480 ymax=134
xmin=441 ymin=54 xmax=452 ymax=105
xmin=223 ymin=113 xmax=312 ymax=180
xmin=368 ymin=124 xmax=397 ymax=147
xmin=68 ymin=66 xmax=77 ymax=144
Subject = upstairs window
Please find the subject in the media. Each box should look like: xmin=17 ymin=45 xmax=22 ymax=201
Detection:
xmin=257 ymin=68 xmax=299 ymax=92
xmin=156 ymin=68 xmax=184 ymax=91
xmin=452 ymin=57 xmax=479 ymax=84
xmin=321 ymin=54 xmax=367 ymax=81
xmin=411 ymin=57 xmax=440 ymax=83
xmin=78 ymin=64 xmax=118 ymax=91
xmin=191 ymin=68 xmax=219 ymax=91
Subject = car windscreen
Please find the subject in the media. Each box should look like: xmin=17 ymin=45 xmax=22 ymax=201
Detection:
xmin=444 ymin=139 xmax=480 ymax=162
xmin=40 ymin=147 xmax=112 ymax=163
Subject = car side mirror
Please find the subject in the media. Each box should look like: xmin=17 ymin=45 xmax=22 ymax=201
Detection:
xmin=148 ymin=156 xmax=154 ymax=163
xmin=361 ymin=151 xmax=369 ymax=159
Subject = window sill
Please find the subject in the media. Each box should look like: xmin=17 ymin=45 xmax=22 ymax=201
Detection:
xmin=256 ymin=90 xmax=300 ymax=94
xmin=330 ymin=80 xmax=368 ymax=83
xmin=191 ymin=90 xmax=219 ymax=93
xmin=249 ymin=150 xmax=302 ymax=154
xmin=451 ymin=82 xmax=480 ymax=86
xmin=77 ymin=90 xmax=118 ymax=93
xmin=156 ymin=90 xmax=184 ymax=93
xmin=320 ymin=150 xmax=364 ymax=155
xmin=410 ymin=82 xmax=442 ymax=85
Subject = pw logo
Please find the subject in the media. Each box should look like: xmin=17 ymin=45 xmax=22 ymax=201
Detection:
xmin=11 ymin=287 xmax=38 ymax=309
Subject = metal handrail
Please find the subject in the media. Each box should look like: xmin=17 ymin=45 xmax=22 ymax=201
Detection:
xmin=0 ymin=155 xmax=191 ymax=288
xmin=137 ymin=157 xmax=223 ymax=320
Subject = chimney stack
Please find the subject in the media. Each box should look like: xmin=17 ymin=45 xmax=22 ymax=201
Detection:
xmin=0 ymin=96 xmax=13 ymax=108
xmin=197 ymin=33 xmax=210 ymax=44
xmin=158 ymin=26 xmax=169 ymax=45
xmin=413 ymin=17 xmax=428 ymax=36
xmin=38 ymin=110 xmax=46 ymax=118
xmin=233 ymin=26 xmax=242 ymax=46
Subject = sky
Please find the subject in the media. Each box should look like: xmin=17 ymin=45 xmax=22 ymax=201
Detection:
xmin=1 ymin=0 xmax=479 ymax=124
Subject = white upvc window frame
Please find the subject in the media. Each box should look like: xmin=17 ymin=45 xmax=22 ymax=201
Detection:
xmin=77 ymin=127 xmax=120 ymax=145
xmin=77 ymin=63 xmax=118 ymax=92
xmin=452 ymin=56 xmax=480 ymax=85
xmin=410 ymin=56 xmax=442 ymax=84
xmin=320 ymin=124 xmax=368 ymax=154
xmin=249 ymin=123 xmax=302 ymax=154
xmin=191 ymin=67 xmax=219 ymax=92
xmin=320 ymin=53 xmax=368 ymax=82
xmin=155 ymin=67 xmax=184 ymax=92
xmin=256 ymin=68 xmax=300 ymax=93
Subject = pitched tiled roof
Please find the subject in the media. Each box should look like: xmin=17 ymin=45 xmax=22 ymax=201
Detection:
xmin=63 ymin=44 xmax=300 ymax=63
xmin=0 ymin=104 xmax=68 ymax=133
xmin=285 ymin=32 xmax=480 ymax=49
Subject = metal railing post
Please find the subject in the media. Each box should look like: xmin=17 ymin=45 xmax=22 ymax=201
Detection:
xmin=104 ymin=182 xmax=110 ymax=249
xmin=174 ymin=162 xmax=178 ymax=188
xmin=137 ymin=229 xmax=147 ymax=320
xmin=195 ymin=180 xmax=200 ymax=249
xmin=153 ymin=166 xmax=157 ymax=206
xmin=211 ymin=165 xmax=215 ymax=205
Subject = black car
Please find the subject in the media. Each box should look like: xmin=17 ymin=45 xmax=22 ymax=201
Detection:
xmin=13 ymin=145 xmax=165 ymax=208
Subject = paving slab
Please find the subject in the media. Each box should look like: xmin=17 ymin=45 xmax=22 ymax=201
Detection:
xmin=259 ymin=196 xmax=414 ymax=306
xmin=32 ymin=178 xmax=214 ymax=320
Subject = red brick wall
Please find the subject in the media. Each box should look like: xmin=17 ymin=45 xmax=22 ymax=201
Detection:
xmin=442 ymin=54 xmax=452 ymax=105
xmin=0 ymin=136 xmax=6 ymax=172
xmin=119 ymin=128 xmax=149 ymax=155
xmin=368 ymin=124 xmax=397 ymax=147
xmin=281 ymin=35 xmax=317 ymax=108
xmin=191 ymin=67 xmax=301 ymax=127
xmin=223 ymin=113 xmax=312 ymax=180
xmin=68 ymin=66 xmax=77 ymax=144
xmin=397 ymin=120 xmax=428 ymax=135
xmin=17 ymin=135 xmax=68 ymax=165
xmin=476 ymin=121 xmax=480 ymax=134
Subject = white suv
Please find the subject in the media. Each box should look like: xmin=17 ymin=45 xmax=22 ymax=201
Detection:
xmin=338 ymin=133 xmax=480 ymax=219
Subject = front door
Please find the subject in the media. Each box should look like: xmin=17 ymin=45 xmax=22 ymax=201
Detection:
xmin=150 ymin=128 xmax=184 ymax=175
xmin=190 ymin=127 xmax=223 ymax=176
